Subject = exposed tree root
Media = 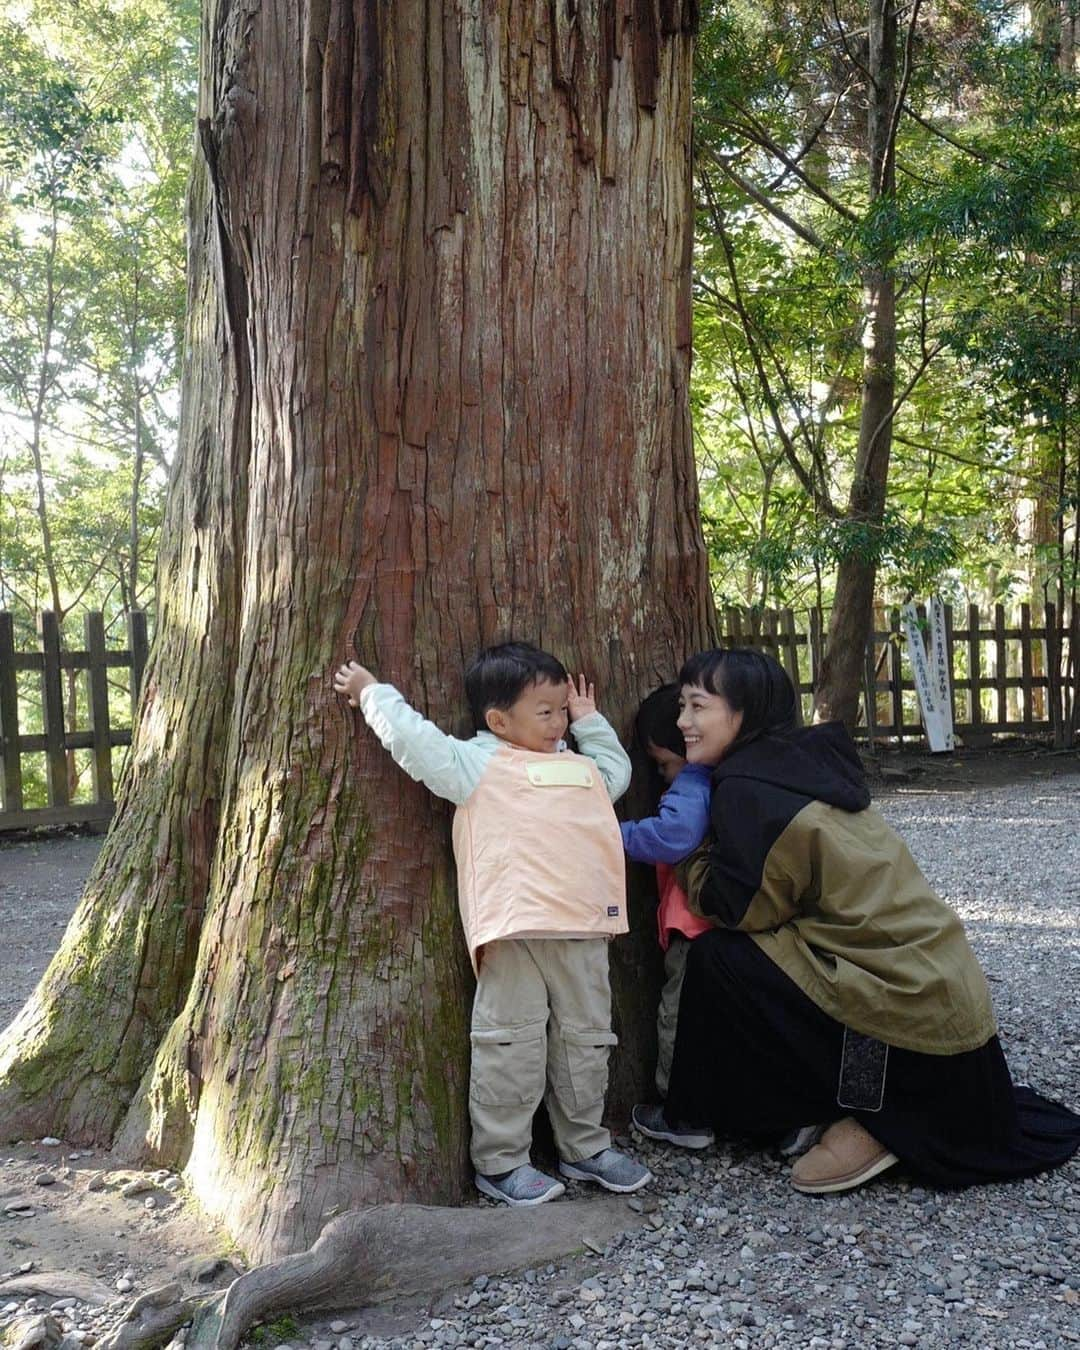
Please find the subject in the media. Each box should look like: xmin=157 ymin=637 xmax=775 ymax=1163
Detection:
xmin=94 ymin=1284 xmax=220 ymax=1350
xmin=94 ymin=1199 xmax=640 ymax=1350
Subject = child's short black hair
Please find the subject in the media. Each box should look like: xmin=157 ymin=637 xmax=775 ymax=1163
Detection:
xmin=465 ymin=641 xmax=568 ymax=730
xmin=678 ymin=648 xmax=798 ymax=755
xmin=634 ymin=683 xmax=685 ymax=758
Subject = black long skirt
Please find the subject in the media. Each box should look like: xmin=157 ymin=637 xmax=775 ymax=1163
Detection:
xmin=664 ymin=928 xmax=1080 ymax=1187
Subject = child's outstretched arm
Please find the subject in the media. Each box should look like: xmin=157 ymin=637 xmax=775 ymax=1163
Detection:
xmin=566 ymin=673 xmax=632 ymax=802
xmin=621 ymin=763 xmax=712 ymax=864
xmin=333 ymin=661 xmax=485 ymax=806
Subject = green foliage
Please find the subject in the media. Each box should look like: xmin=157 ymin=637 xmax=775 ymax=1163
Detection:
xmin=0 ymin=0 xmax=197 ymax=629
xmin=690 ymin=0 xmax=1080 ymax=614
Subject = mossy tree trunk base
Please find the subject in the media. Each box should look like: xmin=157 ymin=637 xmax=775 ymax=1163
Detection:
xmin=0 ymin=0 xmax=711 ymax=1264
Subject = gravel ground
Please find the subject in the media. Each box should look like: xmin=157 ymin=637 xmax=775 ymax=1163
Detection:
xmin=339 ymin=775 xmax=1080 ymax=1350
xmin=1 ymin=774 xmax=1078 ymax=1350
xmin=0 ymin=835 xmax=102 ymax=1026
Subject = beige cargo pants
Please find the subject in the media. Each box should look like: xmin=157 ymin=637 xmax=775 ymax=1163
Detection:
xmin=469 ymin=936 xmax=615 ymax=1176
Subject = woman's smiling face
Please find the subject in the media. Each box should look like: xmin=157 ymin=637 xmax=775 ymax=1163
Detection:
xmin=677 ymin=684 xmax=743 ymax=765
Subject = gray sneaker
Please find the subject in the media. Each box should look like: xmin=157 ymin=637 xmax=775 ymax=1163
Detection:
xmin=778 ymin=1124 xmax=825 ymax=1159
xmin=475 ymin=1164 xmax=566 ymax=1207
xmin=631 ymin=1102 xmax=714 ymax=1150
xmin=559 ymin=1147 xmax=652 ymax=1193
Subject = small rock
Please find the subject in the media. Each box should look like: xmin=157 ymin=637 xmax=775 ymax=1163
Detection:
xmin=627 ymin=1195 xmax=659 ymax=1215
xmin=189 ymin=1259 xmax=238 ymax=1286
xmin=329 ymin=1322 xmax=349 ymax=1335
xmin=119 ymin=1179 xmax=153 ymax=1200
xmin=84 ymin=1175 xmax=105 ymax=1194
xmin=114 ymin=1281 xmax=132 ymax=1295
xmin=39 ymin=1139 xmax=62 ymax=1148
xmin=34 ymin=1174 xmax=57 ymax=1188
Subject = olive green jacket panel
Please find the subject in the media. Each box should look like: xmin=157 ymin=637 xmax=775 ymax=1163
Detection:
xmin=693 ymin=800 xmax=997 ymax=1055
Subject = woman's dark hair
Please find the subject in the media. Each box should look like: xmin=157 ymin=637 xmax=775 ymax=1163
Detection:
xmin=634 ymin=683 xmax=685 ymax=758
xmin=464 ymin=641 xmax=568 ymax=730
xmin=678 ymin=648 xmax=798 ymax=754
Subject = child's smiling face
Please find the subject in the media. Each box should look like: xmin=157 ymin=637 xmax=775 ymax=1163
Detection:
xmin=484 ymin=677 xmax=569 ymax=753
xmin=677 ymin=684 xmax=743 ymax=764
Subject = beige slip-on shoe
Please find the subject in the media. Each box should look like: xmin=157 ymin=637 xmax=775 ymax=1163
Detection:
xmin=790 ymin=1116 xmax=899 ymax=1194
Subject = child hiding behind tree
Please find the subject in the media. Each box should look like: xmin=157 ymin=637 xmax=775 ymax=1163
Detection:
xmin=619 ymin=684 xmax=714 ymax=1134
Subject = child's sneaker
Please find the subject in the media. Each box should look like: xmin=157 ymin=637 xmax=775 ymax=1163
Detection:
xmin=631 ymin=1102 xmax=714 ymax=1149
xmin=558 ymin=1148 xmax=652 ymax=1193
xmin=474 ymin=1164 xmax=566 ymax=1207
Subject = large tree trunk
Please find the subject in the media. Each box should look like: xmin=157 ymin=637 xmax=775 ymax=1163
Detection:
xmin=0 ymin=0 xmax=711 ymax=1263
xmin=812 ymin=0 xmax=898 ymax=727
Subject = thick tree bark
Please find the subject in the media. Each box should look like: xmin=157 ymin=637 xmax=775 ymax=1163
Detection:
xmin=0 ymin=1 xmax=711 ymax=1263
xmin=812 ymin=0 xmax=898 ymax=727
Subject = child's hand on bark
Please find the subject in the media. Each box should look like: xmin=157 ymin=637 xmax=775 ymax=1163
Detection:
xmin=333 ymin=660 xmax=377 ymax=707
xmin=566 ymin=673 xmax=597 ymax=723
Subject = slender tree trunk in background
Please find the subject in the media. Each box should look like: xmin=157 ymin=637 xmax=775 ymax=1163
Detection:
xmin=129 ymin=277 xmax=145 ymax=612
xmin=0 ymin=0 xmax=712 ymax=1263
xmin=813 ymin=0 xmax=898 ymax=727
xmin=30 ymin=202 xmax=65 ymax=622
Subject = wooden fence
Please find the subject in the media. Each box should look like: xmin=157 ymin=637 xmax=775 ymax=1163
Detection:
xmin=0 ymin=600 xmax=1076 ymax=832
xmin=0 ymin=610 xmax=148 ymax=831
xmin=719 ymin=601 xmax=1078 ymax=746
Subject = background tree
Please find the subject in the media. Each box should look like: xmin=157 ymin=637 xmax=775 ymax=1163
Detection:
xmin=690 ymin=0 xmax=1078 ymax=727
xmin=0 ymin=0 xmax=713 ymax=1264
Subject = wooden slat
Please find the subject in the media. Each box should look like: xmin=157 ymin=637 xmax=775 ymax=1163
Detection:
xmin=808 ymin=608 xmax=823 ymax=689
xmin=779 ymin=609 xmax=804 ymax=725
xmin=1020 ymin=604 xmax=1034 ymax=731
xmin=994 ymin=603 xmax=1008 ymax=724
xmin=763 ymin=608 xmax=778 ymax=661
xmin=10 ymin=729 xmax=132 ymax=754
xmin=38 ymin=610 xmax=69 ymax=809
xmin=0 ymin=612 xmax=23 ymax=813
xmin=724 ymin=607 xmax=743 ymax=647
xmin=85 ymin=612 xmax=114 ymax=804
xmin=0 ymin=800 xmax=114 ymax=832
xmin=968 ymin=602 xmax=982 ymax=725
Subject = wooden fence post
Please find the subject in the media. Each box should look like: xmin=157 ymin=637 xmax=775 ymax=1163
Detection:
xmin=0 ymin=613 xmax=23 ymax=813
xmin=779 ymin=609 xmax=804 ymax=726
xmin=85 ymin=611 xmax=114 ymax=805
xmin=994 ymin=603 xmax=1007 ymax=726
xmin=128 ymin=609 xmax=149 ymax=714
xmin=1020 ymin=603 xmax=1034 ymax=732
xmin=38 ymin=610 xmax=69 ymax=809
xmin=968 ymin=603 xmax=982 ymax=728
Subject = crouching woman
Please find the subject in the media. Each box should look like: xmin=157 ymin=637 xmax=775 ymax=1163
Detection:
xmin=639 ymin=648 xmax=1080 ymax=1194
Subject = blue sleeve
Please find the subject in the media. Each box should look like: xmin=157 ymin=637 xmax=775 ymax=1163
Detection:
xmin=620 ymin=765 xmax=712 ymax=864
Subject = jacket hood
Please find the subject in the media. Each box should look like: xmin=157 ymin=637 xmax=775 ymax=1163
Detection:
xmin=712 ymin=720 xmax=871 ymax=812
